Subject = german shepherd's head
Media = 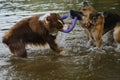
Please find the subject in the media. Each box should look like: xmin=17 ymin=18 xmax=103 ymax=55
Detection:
xmin=70 ymin=2 xmax=96 ymax=20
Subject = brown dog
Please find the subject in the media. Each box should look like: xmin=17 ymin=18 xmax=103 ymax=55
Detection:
xmin=70 ymin=2 xmax=120 ymax=48
xmin=2 ymin=13 xmax=66 ymax=57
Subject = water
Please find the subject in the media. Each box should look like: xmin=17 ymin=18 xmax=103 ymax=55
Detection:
xmin=0 ymin=0 xmax=120 ymax=80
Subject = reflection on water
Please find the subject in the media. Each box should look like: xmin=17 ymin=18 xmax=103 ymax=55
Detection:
xmin=0 ymin=0 xmax=120 ymax=80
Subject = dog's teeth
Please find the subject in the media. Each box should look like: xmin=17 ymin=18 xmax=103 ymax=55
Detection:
xmin=63 ymin=24 xmax=69 ymax=30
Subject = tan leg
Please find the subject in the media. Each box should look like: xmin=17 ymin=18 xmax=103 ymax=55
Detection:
xmin=92 ymin=24 xmax=103 ymax=48
xmin=91 ymin=14 xmax=104 ymax=48
xmin=97 ymin=37 xmax=102 ymax=48
xmin=92 ymin=32 xmax=102 ymax=48
xmin=114 ymin=27 xmax=120 ymax=51
xmin=113 ymin=25 xmax=120 ymax=50
xmin=113 ymin=26 xmax=120 ymax=43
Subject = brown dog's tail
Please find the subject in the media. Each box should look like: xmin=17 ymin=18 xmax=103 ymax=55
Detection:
xmin=2 ymin=31 xmax=11 ymax=45
xmin=2 ymin=36 xmax=9 ymax=45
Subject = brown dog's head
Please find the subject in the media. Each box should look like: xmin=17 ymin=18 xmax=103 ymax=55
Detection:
xmin=39 ymin=13 xmax=65 ymax=35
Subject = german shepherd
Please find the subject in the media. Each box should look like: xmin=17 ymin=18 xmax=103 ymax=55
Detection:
xmin=70 ymin=2 xmax=120 ymax=49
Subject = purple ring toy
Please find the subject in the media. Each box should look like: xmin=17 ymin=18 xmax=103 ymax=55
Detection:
xmin=61 ymin=13 xmax=78 ymax=33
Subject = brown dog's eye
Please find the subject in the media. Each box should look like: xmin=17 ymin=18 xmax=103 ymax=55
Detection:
xmin=46 ymin=16 xmax=51 ymax=21
xmin=56 ymin=23 xmax=63 ymax=29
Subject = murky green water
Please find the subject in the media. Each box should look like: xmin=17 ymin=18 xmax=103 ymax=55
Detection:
xmin=0 ymin=0 xmax=120 ymax=80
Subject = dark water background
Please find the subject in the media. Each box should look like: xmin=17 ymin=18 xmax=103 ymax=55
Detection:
xmin=0 ymin=0 xmax=120 ymax=80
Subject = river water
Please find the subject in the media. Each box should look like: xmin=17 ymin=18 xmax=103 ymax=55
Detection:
xmin=0 ymin=0 xmax=120 ymax=80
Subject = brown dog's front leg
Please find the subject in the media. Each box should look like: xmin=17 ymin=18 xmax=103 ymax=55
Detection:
xmin=47 ymin=36 xmax=62 ymax=53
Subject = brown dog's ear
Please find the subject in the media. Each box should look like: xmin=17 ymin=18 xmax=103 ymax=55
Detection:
xmin=46 ymin=16 xmax=51 ymax=21
xmin=45 ymin=16 xmax=51 ymax=26
xmin=83 ymin=1 xmax=89 ymax=7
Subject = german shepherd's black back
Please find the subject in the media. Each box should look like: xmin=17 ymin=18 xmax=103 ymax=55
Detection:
xmin=103 ymin=11 xmax=120 ymax=34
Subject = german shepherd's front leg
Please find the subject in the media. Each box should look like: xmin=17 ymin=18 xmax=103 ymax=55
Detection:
xmin=91 ymin=13 xmax=104 ymax=48
xmin=92 ymin=30 xmax=103 ymax=48
xmin=92 ymin=23 xmax=104 ymax=48
xmin=84 ymin=29 xmax=95 ymax=48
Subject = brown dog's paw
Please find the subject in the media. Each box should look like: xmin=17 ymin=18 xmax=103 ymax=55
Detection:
xmin=58 ymin=47 xmax=63 ymax=52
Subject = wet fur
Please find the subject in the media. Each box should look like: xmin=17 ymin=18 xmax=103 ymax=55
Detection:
xmin=2 ymin=13 xmax=64 ymax=57
xmin=70 ymin=2 xmax=120 ymax=48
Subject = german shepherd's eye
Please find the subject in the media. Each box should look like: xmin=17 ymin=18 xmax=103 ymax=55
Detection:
xmin=90 ymin=13 xmax=102 ymax=21
xmin=93 ymin=16 xmax=97 ymax=20
xmin=90 ymin=13 xmax=97 ymax=20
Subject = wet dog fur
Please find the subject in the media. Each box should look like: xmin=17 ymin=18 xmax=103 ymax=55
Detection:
xmin=70 ymin=2 xmax=120 ymax=48
xmin=2 ymin=13 xmax=65 ymax=57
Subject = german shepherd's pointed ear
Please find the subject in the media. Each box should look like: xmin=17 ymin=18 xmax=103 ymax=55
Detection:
xmin=83 ymin=1 xmax=89 ymax=7
xmin=70 ymin=10 xmax=82 ymax=20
